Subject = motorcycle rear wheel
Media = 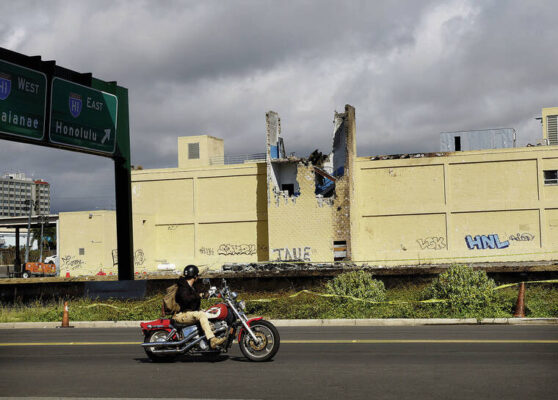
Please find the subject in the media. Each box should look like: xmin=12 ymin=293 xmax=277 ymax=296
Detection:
xmin=239 ymin=320 xmax=280 ymax=362
xmin=144 ymin=330 xmax=177 ymax=362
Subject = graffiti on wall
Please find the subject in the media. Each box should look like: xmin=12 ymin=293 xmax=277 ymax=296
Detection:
xmin=272 ymin=247 xmax=311 ymax=261
xmin=417 ymin=237 xmax=447 ymax=250
xmin=465 ymin=234 xmax=509 ymax=250
xmin=61 ymin=255 xmax=84 ymax=270
xmin=111 ymin=249 xmax=146 ymax=266
xmin=134 ymin=249 xmax=145 ymax=266
xmin=199 ymin=247 xmax=215 ymax=256
xmin=509 ymin=233 xmax=535 ymax=242
xmin=199 ymin=244 xmax=266 ymax=257
xmin=217 ymin=244 xmax=257 ymax=256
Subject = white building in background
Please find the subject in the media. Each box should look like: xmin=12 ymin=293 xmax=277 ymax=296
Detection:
xmin=0 ymin=173 xmax=51 ymax=217
xmin=0 ymin=230 xmax=38 ymax=249
xmin=440 ymin=128 xmax=516 ymax=152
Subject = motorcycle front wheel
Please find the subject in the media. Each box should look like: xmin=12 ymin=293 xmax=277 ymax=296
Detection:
xmin=239 ymin=320 xmax=280 ymax=362
xmin=144 ymin=330 xmax=177 ymax=362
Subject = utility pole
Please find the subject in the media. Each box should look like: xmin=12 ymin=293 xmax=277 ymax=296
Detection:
xmin=24 ymin=199 xmax=33 ymax=264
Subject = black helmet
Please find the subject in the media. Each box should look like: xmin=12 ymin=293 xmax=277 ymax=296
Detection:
xmin=183 ymin=265 xmax=199 ymax=279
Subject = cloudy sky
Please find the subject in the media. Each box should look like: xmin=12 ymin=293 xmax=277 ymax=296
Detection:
xmin=1 ymin=0 xmax=556 ymax=212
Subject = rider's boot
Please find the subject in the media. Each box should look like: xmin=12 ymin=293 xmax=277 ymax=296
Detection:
xmin=210 ymin=336 xmax=226 ymax=349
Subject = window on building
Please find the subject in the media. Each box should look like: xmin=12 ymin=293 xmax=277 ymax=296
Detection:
xmin=188 ymin=142 xmax=200 ymax=159
xmin=79 ymin=248 xmax=85 ymax=256
xmin=454 ymin=136 xmax=462 ymax=151
xmin=544 ymin=170 xmax=558 ymax=185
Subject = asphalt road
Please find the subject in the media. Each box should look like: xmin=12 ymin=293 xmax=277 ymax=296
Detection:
xmin=0 ymin=326 xmax=557 ymax=399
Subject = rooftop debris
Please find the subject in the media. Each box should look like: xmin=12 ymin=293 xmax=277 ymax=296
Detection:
xmin=369 ymin=152 xmax=448 ymax=161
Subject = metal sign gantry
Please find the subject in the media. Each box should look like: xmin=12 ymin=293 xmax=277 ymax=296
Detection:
xmin=0 ymin=47 xmax=134 ymax=280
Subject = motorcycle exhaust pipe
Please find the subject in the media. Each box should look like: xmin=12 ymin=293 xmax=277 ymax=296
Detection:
xmin=152 ymin=336 xmax=205 ymax=355
xmin=142 ymin=331 xmax=197 ymax=349
xmin=142 ymin=326 xmax=227 ymax=350
xmin=152 ymin=328 xmax=227 ymax=355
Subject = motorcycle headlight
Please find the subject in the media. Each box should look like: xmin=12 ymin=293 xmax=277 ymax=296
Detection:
xmin=231 ymin=291 xmax=238 ymax=300
xmin=238 ymin=300 xmax=246 ymax=311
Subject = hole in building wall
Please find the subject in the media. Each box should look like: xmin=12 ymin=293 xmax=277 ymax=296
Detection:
xmin=281 ymin=183 xmax=295 ymax=196
xmin=334 ymin=240 xmax=347 ymax=261
xmin=314 ymin=167 xmax=336 ymax=198
xmin=271 ymin=162 xmax=300 ymax=197
xmin=308 ymin=149 xmax=335 ymax=198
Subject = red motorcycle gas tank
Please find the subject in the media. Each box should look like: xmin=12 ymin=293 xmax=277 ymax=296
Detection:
xmin=205 ymin=303 xmax=228 ymax=320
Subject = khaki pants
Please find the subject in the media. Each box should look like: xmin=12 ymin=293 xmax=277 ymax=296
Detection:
xmin=174 ymin=311 xmax=215 ymax=340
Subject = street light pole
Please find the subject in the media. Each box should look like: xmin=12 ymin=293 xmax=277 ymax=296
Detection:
xmin=39 ymin=215 xmax=45 ymax=263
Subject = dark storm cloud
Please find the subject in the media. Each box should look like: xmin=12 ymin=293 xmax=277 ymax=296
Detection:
xmin=1 ymin=0 xmax=556 ymax=212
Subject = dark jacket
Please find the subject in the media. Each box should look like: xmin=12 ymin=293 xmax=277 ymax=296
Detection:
xmin=175 ymin=276 xmax=201 ymax=312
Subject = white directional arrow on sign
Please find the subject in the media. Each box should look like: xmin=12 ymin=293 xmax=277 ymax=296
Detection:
xmin=101 ymin=128 xmax=111 ymax=144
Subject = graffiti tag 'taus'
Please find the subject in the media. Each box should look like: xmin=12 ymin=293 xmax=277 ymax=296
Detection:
xmin=272 ymin=247 xmax=311 ymax=261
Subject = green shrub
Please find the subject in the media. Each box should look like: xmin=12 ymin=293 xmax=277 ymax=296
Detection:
xmin=325 ymin=270 xmax=386 ymax=302
xmin=423 ymin=264 xmax=501 ymax=317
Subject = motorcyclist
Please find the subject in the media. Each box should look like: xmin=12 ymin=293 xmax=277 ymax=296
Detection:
xmin=174 ymin=265 xmax=226 ymax=349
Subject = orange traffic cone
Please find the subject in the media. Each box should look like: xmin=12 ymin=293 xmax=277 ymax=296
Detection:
xmin=513 ymin=282 xmax=526 ymax=318
xmin=58 ymin=301 xmax=74 ymax=328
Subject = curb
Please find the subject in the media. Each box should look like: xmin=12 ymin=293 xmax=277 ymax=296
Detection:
xmin=0 ymin=318 xmax=556 ymax=329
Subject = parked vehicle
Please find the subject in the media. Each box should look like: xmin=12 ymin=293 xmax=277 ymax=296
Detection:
xmin=22 ymin=262 xmax=56 ymax=278
xmin=141 ymin=278 xmax=280 ymax=362
xmin=44 ymin=254 xmax=58 ymax=265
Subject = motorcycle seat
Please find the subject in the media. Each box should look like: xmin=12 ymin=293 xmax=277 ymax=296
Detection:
xmin=170 ymin=319 xmax=197 ymax=328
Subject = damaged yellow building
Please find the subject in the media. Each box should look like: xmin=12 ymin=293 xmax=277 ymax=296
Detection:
xmin=58 ymin=106 xmax=558 ymax=276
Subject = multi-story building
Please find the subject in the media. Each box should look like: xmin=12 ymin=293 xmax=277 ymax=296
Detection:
xmin=0 ymin=173 xmax=50 ymax=217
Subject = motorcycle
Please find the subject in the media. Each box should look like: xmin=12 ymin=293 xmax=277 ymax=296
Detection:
xmin=140 ymin=278 xmax=280 ymax=362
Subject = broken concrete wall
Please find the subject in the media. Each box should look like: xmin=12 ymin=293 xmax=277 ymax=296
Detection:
xmin=265 ymin=106 xmax=356 ymax=264
xmin=267 ymin=161 xmax=334 ymax=263
xmin=331 ymin=105 xmax=357 ymax=261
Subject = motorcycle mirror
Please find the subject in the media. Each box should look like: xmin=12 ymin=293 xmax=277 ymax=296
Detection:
xmin=202 ymin=278 xmax=210 ymax=285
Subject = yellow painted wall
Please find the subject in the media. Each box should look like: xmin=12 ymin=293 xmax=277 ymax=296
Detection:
xmin=58 ymin=210 xmax=117 ymax=276
xmin=131 ymin=161 xmax=268 ymax=272
xmin=267 ymin=163 xmax=334 ymax=263
xmin=352 ymin=146 xmax=558 ymax=265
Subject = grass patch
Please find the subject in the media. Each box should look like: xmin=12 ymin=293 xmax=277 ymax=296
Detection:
xmin=1 ymin=282 xmax=557 ymax=322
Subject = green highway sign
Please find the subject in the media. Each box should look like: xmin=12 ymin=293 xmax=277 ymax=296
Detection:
xmin=0 ymin=59 xmax=47 ymax=140
xmin=49 ymin=77 xmax=118 ymax=154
